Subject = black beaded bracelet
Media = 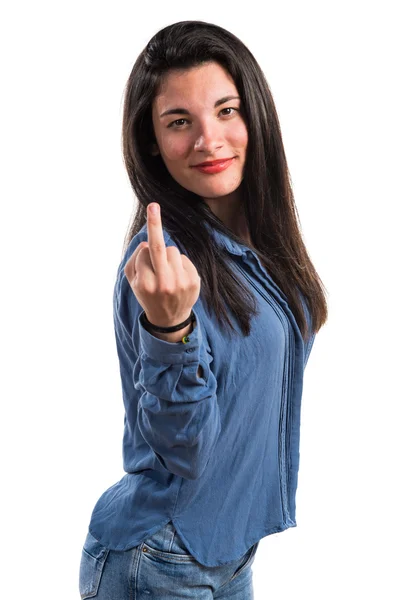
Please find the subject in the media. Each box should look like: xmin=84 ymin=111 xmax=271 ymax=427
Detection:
xmin=141 ymin=310 xmax=196 ymax=334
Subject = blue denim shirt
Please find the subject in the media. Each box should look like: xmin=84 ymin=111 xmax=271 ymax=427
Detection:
xmin=87 ymin=222 xmax=316 ymax=567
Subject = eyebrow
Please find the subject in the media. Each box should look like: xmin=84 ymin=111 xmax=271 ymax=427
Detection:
xmin=159 ymin=95 xmax=241 ymax=118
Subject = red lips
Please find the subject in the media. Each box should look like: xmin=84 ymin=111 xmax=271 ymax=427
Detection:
xmin=191 ymin=158 xmax=235 ymax=167
xmin=190 ymin=157 xmax=236 ymax=174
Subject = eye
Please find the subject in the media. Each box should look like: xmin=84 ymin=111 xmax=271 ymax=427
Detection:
xmin=219 ymin=107 xmax=239 ymax=117
xmin=167 ymin=118 xmax=189 ymax=129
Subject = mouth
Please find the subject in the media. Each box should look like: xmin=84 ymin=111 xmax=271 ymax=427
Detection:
xmin=190 ymin=157 xmax=236 ymax=174
xmin=191 ymin=157 xmax=236 ymax=167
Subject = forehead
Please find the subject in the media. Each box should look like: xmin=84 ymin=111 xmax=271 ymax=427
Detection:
xmin=153 ymin=61 xmax=238 ymax=107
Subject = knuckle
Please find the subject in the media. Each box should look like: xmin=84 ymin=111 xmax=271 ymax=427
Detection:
xmin=142 ymin=285 xmax=156 ymax=297
xmin=135 ymin=277 xmax=154 ymax=295
xmin=158 ymin=284 xmax=175 ymax=295
xmin=133 ymin=242 xmax=147 ymax=258
xmin=188 ymin=280 xmax=199 ymax=293
xmin=179 ymin=279 xmax=195 ymax=294
xmin=151 ymin=242 xmax=165 ymax=252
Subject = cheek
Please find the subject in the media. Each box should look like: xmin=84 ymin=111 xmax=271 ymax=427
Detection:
xmin=159 ymin=133 xmax=189 ymax=162
xmin=229 ymin=121 xmax=248 ymax=150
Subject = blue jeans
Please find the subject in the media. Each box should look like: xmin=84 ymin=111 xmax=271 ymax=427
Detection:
xmin=79 ymin=520 xmax=259 ymax=599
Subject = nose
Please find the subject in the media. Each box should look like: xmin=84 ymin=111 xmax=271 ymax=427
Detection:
xmin=193 ymin=120 xmax=223 ymax=154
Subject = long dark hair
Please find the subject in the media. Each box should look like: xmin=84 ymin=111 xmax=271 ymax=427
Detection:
xmin=120 ymin=20 xmax=328 ymax=340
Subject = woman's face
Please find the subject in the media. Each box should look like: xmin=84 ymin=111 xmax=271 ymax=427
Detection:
xmin=151 ymin=61 xmax=248 ymax=204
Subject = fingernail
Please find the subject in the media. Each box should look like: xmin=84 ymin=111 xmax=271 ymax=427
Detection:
xmin=149 ymin=203 xmax=158 ymax=215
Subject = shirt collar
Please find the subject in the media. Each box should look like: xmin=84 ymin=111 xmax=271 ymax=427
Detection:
xmin=204 ymin=222 xmax=249 ymax=257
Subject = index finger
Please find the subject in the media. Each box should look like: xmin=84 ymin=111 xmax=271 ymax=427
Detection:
xmin=147 ymin=203 xmax=168 ymax=275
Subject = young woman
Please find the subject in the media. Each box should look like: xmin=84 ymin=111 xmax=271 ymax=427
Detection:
xmin=79 ymin=20 xmax=327 ymax=599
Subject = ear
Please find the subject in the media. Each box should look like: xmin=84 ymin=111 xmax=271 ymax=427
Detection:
xmin=150 ymin=143 xmax=160 ymax=156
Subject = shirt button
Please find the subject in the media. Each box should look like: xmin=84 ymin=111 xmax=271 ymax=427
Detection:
xmin=186 ymin=347 xmax=195 ymax=353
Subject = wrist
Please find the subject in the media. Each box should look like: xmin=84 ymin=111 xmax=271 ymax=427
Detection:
xmin=140 ymin=310 xmax=195 ymax=343
xmin=144 ymin=310 xmax=192 ymax=330
xmin=148 ymin=320 xmax=194 ymax=343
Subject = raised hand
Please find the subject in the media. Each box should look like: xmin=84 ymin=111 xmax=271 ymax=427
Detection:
xmin=124 ymin=203 xmax=201 ymax=328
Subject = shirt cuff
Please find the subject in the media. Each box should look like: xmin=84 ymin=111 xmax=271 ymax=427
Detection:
xmin=138 ymin=308 xmax=202 ymax=365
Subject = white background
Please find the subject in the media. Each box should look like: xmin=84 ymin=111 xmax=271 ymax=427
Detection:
xmin=1 ymin=1 xmax=399 ymax=598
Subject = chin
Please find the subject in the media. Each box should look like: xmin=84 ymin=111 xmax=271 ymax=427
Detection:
xmin=196 ymin=184 xmax=241 ymax=199
xmin=188 ymin=177 xmax=241 ymax=196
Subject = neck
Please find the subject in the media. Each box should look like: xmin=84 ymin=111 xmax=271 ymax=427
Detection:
xmin=203 ymin=190 xmax=253 ymax=246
